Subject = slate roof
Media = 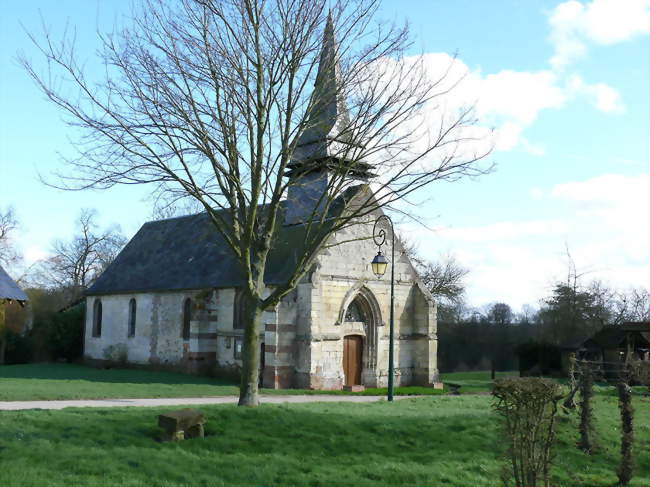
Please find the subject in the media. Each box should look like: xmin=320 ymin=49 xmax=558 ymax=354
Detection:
xmin=583 ymin=326 xmax=626 ymax=349
xmin=87 ymin=187 xmax=365 ymax=296
xmin=0 ymin=264 xmax=27 ymax=302
xmin=582 ymin=325 xmax=650 ymax=350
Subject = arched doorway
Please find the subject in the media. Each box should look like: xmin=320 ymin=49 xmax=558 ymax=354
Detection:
xmin=343 ymin=335 xmax=363 ymax=386
xmin=339 ymin=287 xmax=382 ymax=386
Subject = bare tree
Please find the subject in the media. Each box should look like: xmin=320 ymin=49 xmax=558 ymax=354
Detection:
xmin=613 ymin=287 xmax=650 ymax=323
xmin=0 ymin=207 xmax=21 ymax=267
xmin=37 ymin=209 xmax=126 ymax=300
xmin=149 ymin=193 xmax=204 ymax=221
xmin=399 ymin=236 xmax=468 ymax=305
xmin=22 ymin=0 xmax=491 ymax=405
xmin=419 ymin=254 xmax=469 ymax=305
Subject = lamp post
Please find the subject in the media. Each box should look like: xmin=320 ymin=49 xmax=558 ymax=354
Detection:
xmin=371 ymin=215 xmax=395 ymax=402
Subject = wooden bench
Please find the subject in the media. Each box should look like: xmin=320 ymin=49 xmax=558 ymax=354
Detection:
xmin=158 ymin=408 xmax=206 ymax=442
xmin=444 ymin=382 xmax=462 ymax=395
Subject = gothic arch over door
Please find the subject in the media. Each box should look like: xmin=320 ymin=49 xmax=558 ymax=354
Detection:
xmin=339 ymin=286 xmax=382 ymax=383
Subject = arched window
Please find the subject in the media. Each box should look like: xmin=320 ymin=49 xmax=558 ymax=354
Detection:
xmin=345 ymin=297 xmax=367 ymax=323
xmin=182 ymin=298 xmax=192 ymax=340
xmin=92 ymin=299 xmax=103 ymax=337
xmin=233 ymin=289 xmax=246 ymax=330
xmin=128 ymin=298 xmax=137 ymax=337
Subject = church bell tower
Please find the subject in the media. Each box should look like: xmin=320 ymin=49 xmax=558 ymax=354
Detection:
xmin=284 ymin=13 xmax=375 ymax=225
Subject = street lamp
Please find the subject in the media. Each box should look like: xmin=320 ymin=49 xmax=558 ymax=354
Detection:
xmin=371 ymin=215 xmax=395 ymax=402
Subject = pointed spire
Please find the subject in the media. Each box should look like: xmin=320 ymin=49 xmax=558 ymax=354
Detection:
xmin=309 ymin=10 xmax=351 ymax=141
xmin=287 ymin=12 xmax=374 ymax=180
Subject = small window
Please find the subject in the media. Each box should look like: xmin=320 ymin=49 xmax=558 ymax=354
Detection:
xmin=128 ymin=298 xmax=137 ymax=337
xmin=182 ymin=298 xmax=192 ymax=340
xmin=233 ymin=289 xmax=246 ymax=330
xmin=234 ymin=338 xmax=243 ymax=360
xmin=92 ymin=299 xmax=103 ymax=337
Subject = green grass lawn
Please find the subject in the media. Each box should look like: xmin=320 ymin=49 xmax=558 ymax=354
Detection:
xmin=0 ymin=395 xmax=648 ymax=486
xmin=0 ymin=363 xmax=241 ymax=400
xmin=0 ymin=363 xmax=446 ymax=401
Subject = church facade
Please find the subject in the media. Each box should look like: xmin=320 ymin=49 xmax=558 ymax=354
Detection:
xmin=84 ymin=214 xmax=438 ymax=389
xmin=83 ymin=15 xmax=439 ymax=390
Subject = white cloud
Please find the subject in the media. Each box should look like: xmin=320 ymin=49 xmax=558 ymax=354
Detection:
xmin=24 ymin=245 xmax=49 ymax=263
xmin=414 ymin=55 xmax=570 ymax=157
xmin=567 ymin=74 xmax=625 ymax=112
xmin=549 ymin=0 xmax=650 ymax=68
xmin=406 ymin=174 xmax=650 ymax=309
xmin=409 ymin=54 xmax=623 ymax=159
xmin=475 ymin=70 xmax=566 ymax=123
xmin=434 ymin=219 xmax=570 ymax=242
xmin=530 ymin=187 xmax=545 ymax=199
xmin=551 ymin=174 xmax=650 ymax=264
xmin=551 ymin=173 xmax=649 ymax=205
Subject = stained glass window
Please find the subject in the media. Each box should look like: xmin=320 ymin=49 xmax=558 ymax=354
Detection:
xmin=345 ymin=298 xmax=366 ymax=322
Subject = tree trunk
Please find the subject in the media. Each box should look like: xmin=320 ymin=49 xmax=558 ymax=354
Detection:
xmin=238 ymin=298 xmax=264 ymax=406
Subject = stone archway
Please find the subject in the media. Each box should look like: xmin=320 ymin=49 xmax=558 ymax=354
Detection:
xmin=338 ymin=287 xmax=382 ymax=386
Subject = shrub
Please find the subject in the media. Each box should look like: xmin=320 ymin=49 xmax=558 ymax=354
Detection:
xmin=493 ymin=377 xmax=562 ymax=487
xmin=47 ymin=304 xmax=85 ymax=361
xmin=4 ymin=330 xmax=33 ymax=364
xmin=102 ymin=343 xmax=128 ymax=364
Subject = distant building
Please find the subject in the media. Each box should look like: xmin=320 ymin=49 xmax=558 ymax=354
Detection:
xmin=577 ymin=322 xmax=650 ymax=378
xmin=0 ymin=264 xmax=27 ymax=304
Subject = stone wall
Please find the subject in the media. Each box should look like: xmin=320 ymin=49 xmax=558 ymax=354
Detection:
xmin=288 ymin=217 xmax=439 ymax=389
xmin=85 ymin=290 xmax=222 ymax=373
xmin=84 ymin=216 xmax=438 ymax=389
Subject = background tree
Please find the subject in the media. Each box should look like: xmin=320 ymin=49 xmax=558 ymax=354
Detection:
xmin=613 ymin=287 xmax=650 ymax=323
xmin=419 ymin=254 xmax=469 ymax=306
xmin=0 ymin=207 xmax=23 ymax=365
xmin=36 ymin=209 xmax=126 ymax=302
xmin=0 ymin=206 xmax=21 ymax=268
xmin=487 ymin=302 xmax=512 ymax=378
xmin=402 ymin=237 xmax=469 ymax=306
xmin=23 ymin=0 xmax=491 ymax=405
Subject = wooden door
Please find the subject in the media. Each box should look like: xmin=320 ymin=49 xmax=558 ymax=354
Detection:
xmin=343 ymin=335 xmax=363 ymax=386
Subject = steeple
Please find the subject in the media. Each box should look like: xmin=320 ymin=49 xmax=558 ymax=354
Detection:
xmin=286 ymin=12 xmax=375 ymax=179
xmin=284 ymin=13 xmax=374 ymax=225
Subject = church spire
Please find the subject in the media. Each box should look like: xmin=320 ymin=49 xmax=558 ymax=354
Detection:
xmin=286 ymin=12 xmax=374 ymax=179
xmin=284 ymin=12 xmax=375 ymax=225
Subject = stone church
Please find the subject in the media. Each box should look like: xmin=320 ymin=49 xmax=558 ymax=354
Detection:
xmin=84 ymin=16 xmax=439 ymax=390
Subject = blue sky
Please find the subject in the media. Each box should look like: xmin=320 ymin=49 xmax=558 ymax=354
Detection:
xmin=1 ymin=0 xmax=649 ymax=311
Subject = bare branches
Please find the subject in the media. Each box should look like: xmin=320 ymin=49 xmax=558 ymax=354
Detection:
xmin=35 ymin=209 xmax=126 ymax=299
xmin=400 ymin=236 xmax=468 ymax=305
xmin=21 ymin=1 xmax=490 ymax=264
xmin=0 ymin=207 xmax=21 ymax=267
xmin=22 ymin=0 xmax=494 ymax=405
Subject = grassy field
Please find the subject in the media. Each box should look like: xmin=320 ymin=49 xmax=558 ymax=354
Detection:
xmin=0 ymin=363 xmax=447 ymax=401
xmin=0 ymin=395 xmax=648 ymax=486
xmin=0 ymin=363 xmax=241 ymax=400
